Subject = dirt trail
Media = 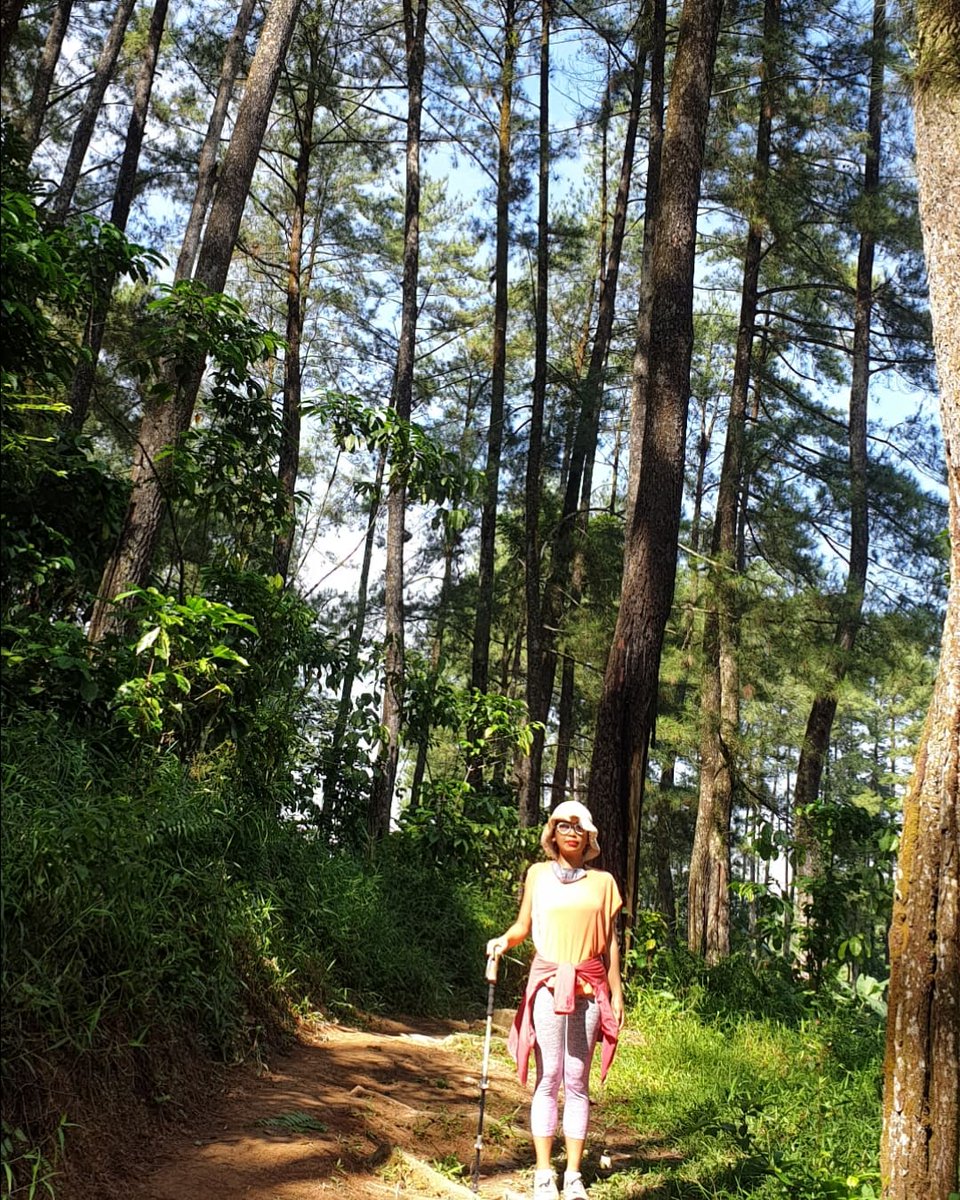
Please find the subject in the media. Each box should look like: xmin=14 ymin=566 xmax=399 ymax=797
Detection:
xmin=123 ymin=1011 xmax=651 ymax=1200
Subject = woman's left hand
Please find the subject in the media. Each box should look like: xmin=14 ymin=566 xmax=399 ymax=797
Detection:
xmin=611 ymin=992 xmax=625 ymax=1029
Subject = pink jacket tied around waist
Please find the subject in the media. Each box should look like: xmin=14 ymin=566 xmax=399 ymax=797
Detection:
xmin=507 ymin=952 xmax=620 ymax=1084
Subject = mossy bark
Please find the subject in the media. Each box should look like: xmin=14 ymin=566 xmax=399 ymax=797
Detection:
xmin=880 ymin=16 xmax=960 ymax=1193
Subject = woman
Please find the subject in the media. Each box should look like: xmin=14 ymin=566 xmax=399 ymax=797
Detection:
xmin=486 ymin=800 xmax=623 ymax=1200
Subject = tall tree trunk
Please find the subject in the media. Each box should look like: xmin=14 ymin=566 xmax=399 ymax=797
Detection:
xmin=521 ymin=23 xmax=647 ymax=820
xmin=550 ymin=648 xmax=576 ymax=808
xmin=547 ymin=32 xmax=648 ymax=801
xmin=87 ymin=0 xmax=304 ymax=644
xmin=22 ymin=0 xmax=74 ymax=157
xmin=792 ymin=0 xmax=883 ymax=982
xmin=369 ymin=0 xmax=427 ymax=838
xmin=586 ymin=0 xmax=725 ymax=900
xmin=175 ymin=0 xmax=257 ymax=283
xmin=562 ymin=30 xmax=646 ymax=545
xmin=274 ymin=62 xmax=319 ymax=583
xmin=66 ymin=0 xmax=170 ymax=433
xmin=470 ymin=0 xmax=517 ymax=701
xmin=880 ymin=7 xmax=960 ymax=1194
xmin=411 ymin=385 xmax=477 ymax=806
xmin=325 ymin=449 xmax=385 ymax=832
xmin=50 ymin=0 xmax=139 ymax=218
xmin=624 ymin=0 xmax=666 ymax=532
xmin=519 ymin=0 xmax=550 ymax=827
xmin=0 ymin=0 xmax=24 ymax=73
xmin=688 ymin=0 xmax=779 ymax=964
xmin=654 ymin=758 xmax=679 ymax=942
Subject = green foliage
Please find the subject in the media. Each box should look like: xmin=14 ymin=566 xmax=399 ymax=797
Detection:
xmin=599 ymin=979 xmax=885 ymax=1200
xmin=625 ymin=941 xmax=809 ymax=1026
xmin=398 ymin=781 xmax=539 ymax=888
xmin=133 ymin=283 xmax=281 ymax=406
xmin=787 ymin=796 xmax=899 ymax=989
xmin=405 ymin=673 xmax=539 ymax=767
xmin=0 ymin=715 xmax=515 ymax=1194
xmin=255 ymin=1110 xmax=328 ymax=1134
xmin=318 ymin=390 xmax=479 ymax=521
xmin=0 ymin=187 xmax=161 ymax=396
xmin=110 ymin=586 xmax=257 ymax=742
xmin=0 ymin=1114 xmax=67 ymax=1200
xmin=0 ymin=184 xmax=160 ymax=620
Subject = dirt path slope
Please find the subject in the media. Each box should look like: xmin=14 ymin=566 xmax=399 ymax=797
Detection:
xmin=119 ymin=1011 xmax=651 ymax=1200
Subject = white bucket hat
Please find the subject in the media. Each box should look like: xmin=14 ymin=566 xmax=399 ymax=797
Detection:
xmin=541 ymin=799 xmax=601 ymax=863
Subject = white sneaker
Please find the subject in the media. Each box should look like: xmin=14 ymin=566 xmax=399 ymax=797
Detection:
xmin=533 ymin=1169 xmax=559 ymax=1200
xmin=563 ymin=1172 xmax=588 ymax=1200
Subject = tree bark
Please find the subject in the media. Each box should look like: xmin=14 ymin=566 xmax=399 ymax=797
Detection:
xmin=50 ymin=0 xmax=139 ymax=219
xmin=654 ymin=758 xmax=679 ymax=943
xmin=411 ymin=383 xmax=477 ymax=806
xmin=624 ymin=0 xmax=666 ymax=532
xmin=470 ymin=0 xmax=517 ymax=702
xmin=67 ymin=0 xmax=170 ymax=433
xmin=550 ymin=648 xmax=576 ymax=809
xmin=519 ymin=0 xmax=551 ymax=828
xmin=522 ymin=21 xmax=647 ymax=821
xmin=87 ymin=0 xmax=304 ymax=644
xmin=549 ymin=32 xmax=648 ymax=811
xmin=0 ymin=0 xmax=25 ymax=74
xmin=369 ymin=0 xmax=427 ymax=838
xmin=22 ymin=0 xmax=74 ymax=157
xmin=689 ymin=0 xmax=780 ymax=964
xmin=880 ymin=8 xmax=960 ymax=1193
xmin=586 ymin=0 xmax=725 ymax=899
xmin=325 ymin=449 xmax=385 ymax=833
xmin=274 ymin=56 xmax=319 ymax=583
xmin=792 ymin=0 xmax=883 ymax=981
xmin=174 ymin=0 xmax=257 ymax=283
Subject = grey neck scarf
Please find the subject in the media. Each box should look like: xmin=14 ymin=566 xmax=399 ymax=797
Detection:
xmin=552 ymin=861 xmax=586 ymax=884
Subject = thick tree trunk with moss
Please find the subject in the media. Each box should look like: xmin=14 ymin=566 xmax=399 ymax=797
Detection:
xmin=881 ymin=8 xmax=960 ymax=1193
xmin=586 ymin=0 xmax=724 ymax=898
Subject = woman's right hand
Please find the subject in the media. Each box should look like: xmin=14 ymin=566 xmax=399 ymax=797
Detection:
xmin=486 ymin=935 xmax=508 ymax=960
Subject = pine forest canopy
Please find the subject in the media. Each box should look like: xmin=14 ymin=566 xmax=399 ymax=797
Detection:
xmin=1 ymin=0 xmax=958 ymax=1193
xmin=2 ymin=0 xmax=949 ymax=943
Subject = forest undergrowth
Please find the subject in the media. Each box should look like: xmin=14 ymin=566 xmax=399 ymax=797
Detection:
xmin=2 ymin=717 xmax=886 ymax=1200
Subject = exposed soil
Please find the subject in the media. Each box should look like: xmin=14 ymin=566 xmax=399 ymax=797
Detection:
xmin=109 ymin=1009 xmax=658 ymax=1200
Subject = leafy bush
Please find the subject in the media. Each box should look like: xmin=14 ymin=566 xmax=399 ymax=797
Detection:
xmin=605 ymin=983 xmax=885 ymax=1200
xmin=0 ymin=713 xmax=518 ymax=1195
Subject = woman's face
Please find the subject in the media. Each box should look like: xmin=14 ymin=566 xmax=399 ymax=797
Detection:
xmin=554 ymin=819 xmax=588 ymax=863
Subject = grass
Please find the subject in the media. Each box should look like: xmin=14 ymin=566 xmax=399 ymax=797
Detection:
xmin=0 ymin=716 xmax=515 ymax=1197
xmin=255 ymin=1110 xmax=329 ymax=1134
xmin=592 ymin=984 xmax=884 ymax=1199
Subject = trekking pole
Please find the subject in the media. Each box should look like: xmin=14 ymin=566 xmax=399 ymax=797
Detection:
xmin=471 ymin=951 xmax=500 ymax=1193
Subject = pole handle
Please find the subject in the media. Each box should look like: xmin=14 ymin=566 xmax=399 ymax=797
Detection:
xmin=485 ymin=953 xmax=500 ymax=983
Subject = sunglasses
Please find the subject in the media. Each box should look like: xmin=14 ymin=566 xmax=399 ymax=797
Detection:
xmin=555 ymin=821 xmax=587 ymax=836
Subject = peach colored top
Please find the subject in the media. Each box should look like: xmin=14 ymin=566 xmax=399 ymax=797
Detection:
xmin=527 ymin=861 xmax=622 ymax=989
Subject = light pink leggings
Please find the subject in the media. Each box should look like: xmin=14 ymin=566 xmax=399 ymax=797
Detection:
xmin=531 ymin=985 xmax=601 ymax=1141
